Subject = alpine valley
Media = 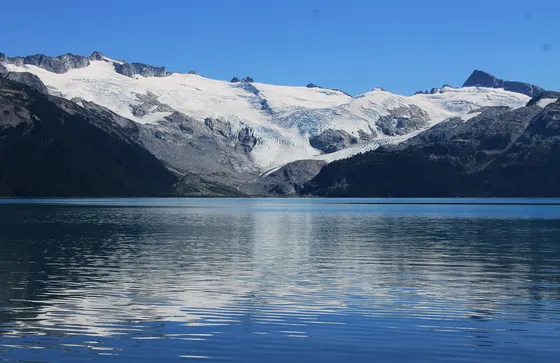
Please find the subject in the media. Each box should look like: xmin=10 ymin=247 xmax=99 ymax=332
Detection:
xmin=1 ymin=51 xmax=558 ymax=197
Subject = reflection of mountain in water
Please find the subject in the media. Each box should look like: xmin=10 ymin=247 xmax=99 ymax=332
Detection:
xmin=1 ymin=201 xmax=560 ymax=340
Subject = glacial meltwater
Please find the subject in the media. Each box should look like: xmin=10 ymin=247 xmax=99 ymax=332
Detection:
xmin=1 ymin=199 xmax=559 ymax=362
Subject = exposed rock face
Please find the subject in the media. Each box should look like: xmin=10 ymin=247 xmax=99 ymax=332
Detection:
xmin=0 ymin=77 xmax=178 ymax=197
xmin=0 ymin=83 xmax=33 ymax=129
xmin=376 ymin=105 xmax=430 ymax=136
xmin=240 ymin=159 xmax=327 ymax=196
xmin=358 ymin=129 xmax=377 ymax=141
xmin=230 ymin=77 xmax=240 ymax=83
xmin=0 ymin=51 xmax=169 ymax=78
xmin=204 ymin=116 xmax=258 ymax=153
xmin=88 ymin=51 xmax=105 ymax=61
xmin=0 ymin=53 xmax=23 ymax=66
xmin=304 ymin=103 xmax=560 ymax=197
xmin=310 ymin=129 xmax=358 ymax=153
xmin=242 ymin=76 xmax=254 ymax=83
xmin=135 ymin=111 xmax=259 ymax=187
xmin=399 ymin=105 xmax=530 ymax=157
xmin=0 ymin=53 xmax=91 ymax=74
xmin=232 ymin=81 xmax=273 ymax=114
xmin=130 ymin=91 xmax=174 ymax=117
xmin=114 ymin=62 xmax=167 ymax=77
xmin=463 ymin=70 xmax=544 ymax=97
xmin=238 ymin=82 xmax=260 ymax=96
xmin=306 ymin=83 xmax=319 ymax=88
xmin=526 ymin=91 xmax=560 ymax=107
xmin=0 ymin=63 xmax=7 ymax=76
xmin=237 ymin=127 xmax=257 ymax=152
xmin=4 ymin=72 xmax=48 ymax=94
xmin=204 ymin=117 xmax=233 ymax=138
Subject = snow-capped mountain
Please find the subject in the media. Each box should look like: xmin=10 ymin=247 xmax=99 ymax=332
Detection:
xmin=1 ymin=51 xmax=531 ymax=175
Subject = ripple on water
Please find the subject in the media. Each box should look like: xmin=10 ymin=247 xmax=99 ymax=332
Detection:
xmin=1 ymin=199 xmax=560 ymax=362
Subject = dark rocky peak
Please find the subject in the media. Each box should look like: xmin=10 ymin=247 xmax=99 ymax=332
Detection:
xmin=0 ymin=52 xmax=90 ymax=73
xmin=230 ymin=77 xmax=240 ymax=83
xmin=89 ymin=51 xmax=105 ymax=61
xmin=463 ymin=70 xmax=544 ymax=97
xmin=0 ymin=51 xmax=169 ymax=78
xmin=25 ymin=53 xmax=90 ymax=73
xmin=0 ymin=62 xmax=7 ymax=76
xmin=242 ymin=76 xmax=254 ymax=83
xmin=463 ymin=70 xmax=502 ymax=88
xmin=91 ymin=53 xmax=168 ymax=78
xmin=306 ymin=83 xmax=319 ymax=88
xmin=113 ymin=62 xmax=167 ymax=78
xmin=0 ymin=52 xmax=24 ymax=66
xmin=187 ymin=71 xmax=199 ymax=75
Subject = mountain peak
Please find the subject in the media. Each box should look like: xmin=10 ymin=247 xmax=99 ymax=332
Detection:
xmin=89 ymin=51 xmax=105 ymax=61
xmin=463 ymin=70 xmax=544 ymax=97
xmin=463 ymin=70 xmax=502 ymax=88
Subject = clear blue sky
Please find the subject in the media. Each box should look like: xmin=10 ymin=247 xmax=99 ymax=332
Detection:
xmin=1 ymin=0 xmax=558 ymax=95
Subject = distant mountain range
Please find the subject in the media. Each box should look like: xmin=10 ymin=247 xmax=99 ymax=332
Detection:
xmin=1 ymin=51 xmax=558 ymax=197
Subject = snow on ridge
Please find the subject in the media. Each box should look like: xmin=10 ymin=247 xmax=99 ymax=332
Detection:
xmin=537 ymin=98 xmax=559 ymax=108
xmin=254 ymin=82 xmax=351 ymax=110
xmin=2 ymin=59 xmax=531 ymax=170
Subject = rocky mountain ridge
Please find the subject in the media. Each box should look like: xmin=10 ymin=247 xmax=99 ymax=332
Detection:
xmin=304 ymin=97 xmax=560 ymax=197
xmin=463 ymin=70 xmax=544 ymax=98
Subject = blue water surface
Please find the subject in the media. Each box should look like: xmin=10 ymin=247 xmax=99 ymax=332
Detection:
xmin=0 ymin=198 xmax=559 ymax=362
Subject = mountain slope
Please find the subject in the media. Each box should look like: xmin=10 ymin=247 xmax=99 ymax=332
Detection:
xmin=304 ymin=99 xmax=560 ymax=197
xmin=0 ymin=77 xmax=242 ymax=197
xmin=0 ymin=78 xmax=180 ymax=197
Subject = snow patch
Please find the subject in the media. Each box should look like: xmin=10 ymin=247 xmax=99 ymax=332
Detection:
xmin=537 ymin=98 xmax=558 ymax=108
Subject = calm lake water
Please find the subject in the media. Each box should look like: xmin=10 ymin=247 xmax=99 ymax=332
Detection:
xmin=1 ymin=198 xmax=559 ymax=362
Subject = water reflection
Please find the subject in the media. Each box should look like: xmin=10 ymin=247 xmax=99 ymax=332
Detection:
xmin=0 ymin=200 xmax=559 ymax=362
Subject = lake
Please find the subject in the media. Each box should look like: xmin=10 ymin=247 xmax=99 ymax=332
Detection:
xmin=1 ymin=198 xmax=559 ymax=362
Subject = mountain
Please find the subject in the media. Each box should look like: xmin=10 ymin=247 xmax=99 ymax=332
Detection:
xmin=304 ymin=96 xmax=560 ymax=197
xmin=0 ymin=50 xmax=552 ymax=197
xmin=463 ymin=70 xmax=544 ymax=98
xmin=0 ymin=75 xmax=244 ymax=197
xmin=1 ymin=52 xmax=530 ymax=171
xmin=0 ymin=77 xmax=176 ymax=197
